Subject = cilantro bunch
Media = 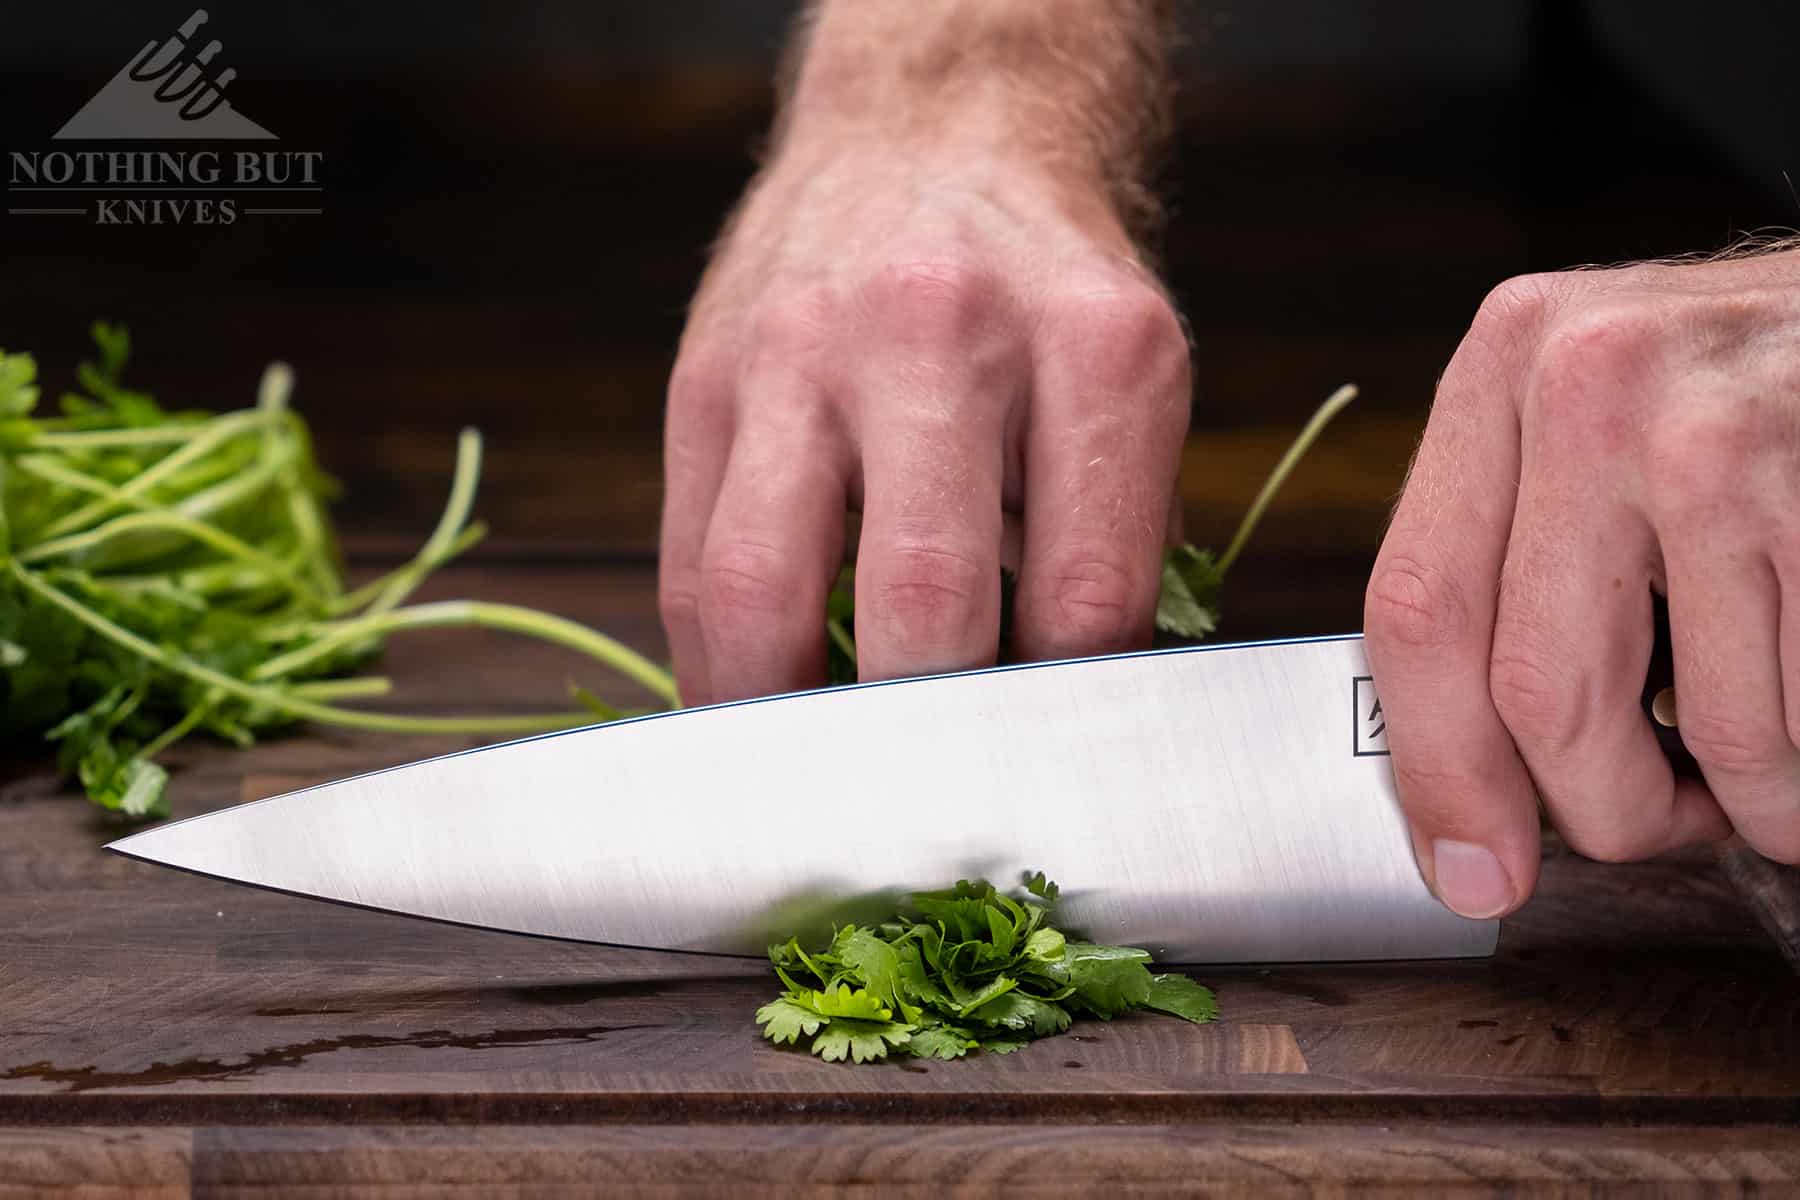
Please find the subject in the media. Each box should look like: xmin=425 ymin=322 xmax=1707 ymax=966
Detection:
xmin=757 ymin=874 xmax=1219 ymax=1063
xmin=0 ymin=325 xmax=676 ymax=818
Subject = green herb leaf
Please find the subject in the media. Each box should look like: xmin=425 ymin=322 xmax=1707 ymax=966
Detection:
xmin=90 ymin=321 xmax=130 ymax=384
xmin=806 ymin=983 xmax=895 ymax=1023
xmin=83 ymin=755 xmax=170 ymax=818
xmin=968 ymin=991 xmax=1072 ymax=1035
xmin=810 ymin=1018 xmax=914 ymax=1064
xmin=755 ymin=997 xmax=826 ymax=1045
xmin=1023 ymin=927 xmax=1066 ymax=962
xmin=953 ymin=974 xmax=1020 ymax=1019
xmin=1155 ymin=544 xmax=1223 ymax=638
xmin=894 ymin=941 xmax=952 ymax=1009
xmin=1063 ymin=943 xmax=1156 ymax=1019
xmin=976 ymin=1035 xmax=1029 ymax=1054
xmin=908 ymin=1025 xmax=980 ymax=1060
xmin=757 ymin=874 xmax=1218 ymax=1064
xmin=1145 ymin=973 xmax=1220 ymax=1025
xmin=0 ymin=352 xmax=40 ymax=419
xmin=836 ymin=928 xmax=906 ymax=1013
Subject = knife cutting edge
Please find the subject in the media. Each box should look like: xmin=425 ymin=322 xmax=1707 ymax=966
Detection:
xmin=109 ymin=633 xmax=1500 ymax=964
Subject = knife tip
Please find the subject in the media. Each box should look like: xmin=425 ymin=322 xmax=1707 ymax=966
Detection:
xmin=103 ymin=834 xmax=145 ymax=858
xmin=104 ymin=825 xmax=172 ymax=862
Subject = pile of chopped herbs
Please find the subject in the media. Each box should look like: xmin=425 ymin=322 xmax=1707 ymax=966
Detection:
xmin=1 ymin=322 xmax=1353 ymax=822
xmin=757 ymin=873 xmax=1219 ymax=1063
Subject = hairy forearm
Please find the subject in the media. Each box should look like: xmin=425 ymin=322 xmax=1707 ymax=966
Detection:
xmin=773 ymin=0 xmax=1180 ymax=239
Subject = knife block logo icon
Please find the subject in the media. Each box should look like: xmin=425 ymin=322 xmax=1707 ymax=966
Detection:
xmin=1353 ymin=675 xmax=1389 ymax=757
xmin=54 ymin=9 xmax=276 ymax=140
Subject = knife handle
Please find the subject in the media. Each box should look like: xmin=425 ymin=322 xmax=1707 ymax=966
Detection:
xmin=1641 ymin=596 xmax=1800 ymax=969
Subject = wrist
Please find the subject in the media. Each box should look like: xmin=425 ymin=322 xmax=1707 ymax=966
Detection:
xmin=773 ymin=0 xmax=1173 ymax=244
xmin=754 ymin=127 xmax=1137 ymax=261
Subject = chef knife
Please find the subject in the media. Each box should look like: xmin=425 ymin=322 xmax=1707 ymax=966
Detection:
xmin=109 ymin=633 xmax=1499 ymax=963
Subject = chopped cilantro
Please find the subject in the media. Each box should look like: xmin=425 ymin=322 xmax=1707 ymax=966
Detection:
xmin=756 ymin=873 xmax=1219 ymax=1063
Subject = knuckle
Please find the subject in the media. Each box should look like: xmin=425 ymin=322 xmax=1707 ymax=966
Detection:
xmin=1390 ymin=758 xmax=1496 ymax=836
xmin=699 ymin=539 xmax=794 ymax=622
xmin=1537 ymin=300 xmax=1661 ymax=381
xmin=1530 ymin=304 xmax=1660 ymax=433
xmin=1557 ymin=820 xmax=1654 ymax=865
xmin=657 ymin=574 xmax=703 ymax=632
xmin=1642 ymin=407 xmax=1758 ymax=528
xmin=1458 ymin=273 xmax=1558 ymax=366
xmin=1488 ymin=643 xmax=1587 ymax=754
xmin=861 ymin=257 xmax=1000 ymax=345
xmin=662 ymin=410 xmax=729 ymax=482
xmin=1473 ymin=273 xmax=1557 ymax=333
xmin=1028 ymin=550 xmax=1145 ymax=653
xmin=1364 ymin=555 xmax=1470 ymax=652
xmin=1527 ymin=341 xmax=1640 ymax=460
xmin=1045 ymin=282 xmax=1191 ymax=401
xmin=741 ymin=287 xmax=838 ymax=378
xmin=666 ymin=348 xmax=732 ymax=417
xmin=870 ymin=544 xmax=990 ymax=640
xmin=1677 ymin=707 xmax=1790 ymax=777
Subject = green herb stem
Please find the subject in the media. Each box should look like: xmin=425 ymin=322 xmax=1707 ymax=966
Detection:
xmin=16 ymin=446 xmax=300 ymax=575
xmin=251 ymin=598 xmax=680 ymax=706
xmin=255 ymin=367 xmax=346 ymax=600
xmin=360 ymin=427 xmax=483 ymax=618
xmin=135 ymin=695 xmax=217 ymax=761
xmin=37 ymin=409 xmax=277 ymax=538
xmin=25 ymin=421 xmax=217 ymax=449
xmin=17 ymin=510 xmax=326 ymax=605
xmin=329 ymin=524 xmax=487 ymax=617
xmin=287 ymin=677 xmax=393 ymax=700
xmin=1214 ymin=383 xmax=1358 ymax=578
xmin=9 ymin=562 xmax=595 ymax=736
xmin=173 ymin=442 xmax=295 ymax=524
xmin=826 ymin=616 xmax=857 ymax=667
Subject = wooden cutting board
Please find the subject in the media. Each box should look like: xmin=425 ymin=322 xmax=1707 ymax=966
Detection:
xmin=3 ymin=564 xmax=1797 ymax=1196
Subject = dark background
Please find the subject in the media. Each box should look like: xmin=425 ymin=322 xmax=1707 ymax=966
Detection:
xmin=3 ymin=1 xmax=1796 ymax=642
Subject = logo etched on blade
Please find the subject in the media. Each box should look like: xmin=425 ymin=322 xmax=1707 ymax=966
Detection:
xmin=1352 ymin=675 xmax=1388 ymax=757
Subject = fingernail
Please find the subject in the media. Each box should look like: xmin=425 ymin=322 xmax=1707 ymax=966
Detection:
xmin=1429 ymin=839 xmax=1515 ymax=919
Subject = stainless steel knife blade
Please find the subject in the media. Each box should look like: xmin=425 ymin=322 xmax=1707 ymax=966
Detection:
xmin=108 ymin=634 xmax=1497 ymax=962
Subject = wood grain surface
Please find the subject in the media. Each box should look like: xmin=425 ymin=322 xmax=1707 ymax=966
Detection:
xmin=6 ymin=1124 xmax=1800 ymax=1198
xmin=1717 ymin=844 xmax=1800 ymax=971
xmin=3 ymin=564 xmax=1799 ymax=1195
